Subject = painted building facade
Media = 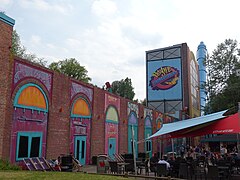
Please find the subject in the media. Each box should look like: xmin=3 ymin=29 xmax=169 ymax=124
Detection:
xmin=1 ymin=13 xmax=180 ymax=164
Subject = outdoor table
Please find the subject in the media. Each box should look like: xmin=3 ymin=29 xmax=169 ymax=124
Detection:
xmin=117 ymin=162 xmax=129 ymax=174
xmin=136 ymin=161 xmax=145 ymax=175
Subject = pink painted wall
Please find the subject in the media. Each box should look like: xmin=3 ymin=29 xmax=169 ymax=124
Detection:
xmin=104 ymin=94 xmax=120 ymax=155
xmin=10 ymin=108 xmax=48 ymax=163
xmin=69 ymin=118 xmax=91 ymax=164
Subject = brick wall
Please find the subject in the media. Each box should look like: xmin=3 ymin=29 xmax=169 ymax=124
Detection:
xmin=119 ymin=97 xmax=128 ymax=154
xmin=46 ymin=72 xmax=71 ymax=159
xmin=91 ymin=87 xmax=106 ymax=156
xmin=0 ymin=13 xmax=165 ymax=163
xmin=0 ymin=14 xmax=14 ymax=160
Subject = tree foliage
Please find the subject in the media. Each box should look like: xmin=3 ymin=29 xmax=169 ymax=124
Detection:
xmin=48 ymin=58 xmax=91 ymax=83
xmin=111 ymin=77 xmax=135 ymax=100
xmin=205 ymin=39 xmax=240 ymax=113
xmin=11 ymin=30 xmax=47 ymax=66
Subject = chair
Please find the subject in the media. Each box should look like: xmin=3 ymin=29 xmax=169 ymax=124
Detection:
xmin=234 ymin=159 xmax=240 ymax=174
xmin=113 ymin=154 xmax=124 ymax=163
xmin=125 ymin=159 xmax=134 ymax=173
xmin=169 ymin=161 xmax=179 ymax=178
xmin=178 ymin=163 xmax=188 ymax=179
xmin=23 ymin=158 xmax=36 ymax=171
xmin=61 ymin=155 xmax=73 ymax=172
xmin=145 ymin=159 xmax=149 ymax=175
xmin=207 ymin=165 xmax=223 ymax=180
xmin=156 ymin=163 xmax=168 ymax=177
xmin=109 ymin=161 xmax=118 ymax=174
xmin=193 ymin=161 xmax=206 ymax=180
xmin=149 ymin=162 xmax=157 ymax=176
xmin=72 ymin=157 xmax=83 ymax=172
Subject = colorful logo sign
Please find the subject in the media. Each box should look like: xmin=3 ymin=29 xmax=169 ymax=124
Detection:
xmin=149 ymin=66 xmax=179 ymax=90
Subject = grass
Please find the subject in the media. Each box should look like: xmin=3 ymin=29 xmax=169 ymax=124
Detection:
xmin=0 ymin=159 xmax=20 ymax=171
xmin=0 ymin=171 xmax=128 ymax=180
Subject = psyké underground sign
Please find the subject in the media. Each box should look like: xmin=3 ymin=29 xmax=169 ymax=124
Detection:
xmin=149 ymin=66 xmax=180 ymax=90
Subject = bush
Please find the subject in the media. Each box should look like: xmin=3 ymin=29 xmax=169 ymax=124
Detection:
xmin=0 ymin=159 xmax=21 ymax=170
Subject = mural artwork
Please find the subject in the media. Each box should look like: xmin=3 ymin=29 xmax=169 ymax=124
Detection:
xmin=70 ymin=82 xmax=92 ymax=165
xmin=105 ymin=94 xmax=120 ymax=159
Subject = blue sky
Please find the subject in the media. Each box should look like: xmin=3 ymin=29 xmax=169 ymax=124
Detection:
xmin=1 ymin=0 xmax=240 ymax=100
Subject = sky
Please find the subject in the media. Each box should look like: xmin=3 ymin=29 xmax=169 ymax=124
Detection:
xmin=1 ymin=0 xmax=240 ymax=100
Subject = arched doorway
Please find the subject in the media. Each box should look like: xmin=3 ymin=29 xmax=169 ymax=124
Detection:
xmin=145 ymin=116 xmax=152 ymax=157
xmin=105 ymin=106 xmax=119 ymax=159
xmin=70 ymin=97 xmax=92 ymax=165
xmin=128 ymin=111 xmax=138 ymax=156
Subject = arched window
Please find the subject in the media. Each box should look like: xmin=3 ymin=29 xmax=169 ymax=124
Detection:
xmin=14 ymin=83 xmax=48 ymax=112
xmin=106 ymin=106 xmax=119 ymax=123
xmin=71 ymin=97 xmax=91 ymax=118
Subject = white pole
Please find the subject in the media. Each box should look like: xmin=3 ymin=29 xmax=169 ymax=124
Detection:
xmin=132 ymin=125 xmax=137 ymax=174
xmin=171 ymin=138 xmax=174 ymax=155
xmin=159 ymin=139 xmax=162 ymax=159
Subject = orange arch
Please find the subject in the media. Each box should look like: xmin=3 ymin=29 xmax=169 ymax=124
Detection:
xmin=72 ymin=98 xmax=91 ymax=116
xmin=17 ymin=86 xmax=47 ymax=109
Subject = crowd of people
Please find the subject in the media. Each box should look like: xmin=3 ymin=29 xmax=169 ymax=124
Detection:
xmin=148 ymin=144 xmax=240 ymax=178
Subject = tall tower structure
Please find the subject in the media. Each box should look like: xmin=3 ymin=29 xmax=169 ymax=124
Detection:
xmin=197 ymin=42 xmax=207 ymax=115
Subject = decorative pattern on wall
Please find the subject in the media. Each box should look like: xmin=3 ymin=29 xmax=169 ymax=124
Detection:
xmin=127 ymin=102 xmax=138 ymax=117
xmin=144 ymin=108 xmax=153 ymax=120
xmin=71 ymin=82 xmax=93 ymax=102
xmin=145 ymin=116 xmax=152 ymax=127
xmin=105 ymin=94 xmax=120 ymax=113
xmin=14 ymin=61 xmax=52 ymax=94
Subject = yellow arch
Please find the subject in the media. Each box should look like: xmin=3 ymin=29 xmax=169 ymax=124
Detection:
xmin=72 ymin=98 xmax=91 ymax=116
xmin=17 ymin=86 xmax=47 ymax=109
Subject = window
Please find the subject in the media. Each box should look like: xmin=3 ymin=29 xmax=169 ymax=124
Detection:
xmin=16 ymin=132 xmax=42 ymax=161
xmin=146 ymin=140 xmax=152 ymax=152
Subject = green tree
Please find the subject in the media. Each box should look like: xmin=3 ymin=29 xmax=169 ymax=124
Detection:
xmin=111 ymin=77 xmax=135 ymax=100
xmin=11 ymin=30 xmax=47 ymax=66
xmin=205 ymin=39 xmax=240 ymax=113
xmin=48 ymin=58 xmax=91 ymax=83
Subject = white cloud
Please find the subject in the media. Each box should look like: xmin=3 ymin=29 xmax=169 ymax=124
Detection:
xmin=4 ymin=0 xmax=240 ymax=100
xmin=18 ymin=0 xmax=73 ymax=14
xmin=92 ymin=0 xmax=118 ymax=17
xmin=0 ymin=0 xmax=12 ymax=9
xmin=30 ymin=35 xmax=41 ymax=45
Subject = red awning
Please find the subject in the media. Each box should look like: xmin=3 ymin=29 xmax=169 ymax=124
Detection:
xmin=168 ymin=113 xmax=240 ymax=138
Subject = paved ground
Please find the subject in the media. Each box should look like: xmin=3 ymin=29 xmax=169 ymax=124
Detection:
xmin=81 ymin=165 xmax=97 ymax=173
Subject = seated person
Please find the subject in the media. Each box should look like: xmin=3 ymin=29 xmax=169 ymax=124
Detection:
xmin=158 ymin=156 xmax=170 ymax=170
xmin=53 ymin=156 xmax=61 ymax=171
xmin=150 ymin=153 xmax=159 ymax=173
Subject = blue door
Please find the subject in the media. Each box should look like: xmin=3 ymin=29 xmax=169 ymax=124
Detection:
xmin=75 ymin=136 xmax=86 ymax=165
xmin=108 ymin=138 xmax=116 ymax=159
xmin=145 ymin=128 xmax=152 ymax=157
xmin=128 ymin=125 xmax=138 ymax=156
